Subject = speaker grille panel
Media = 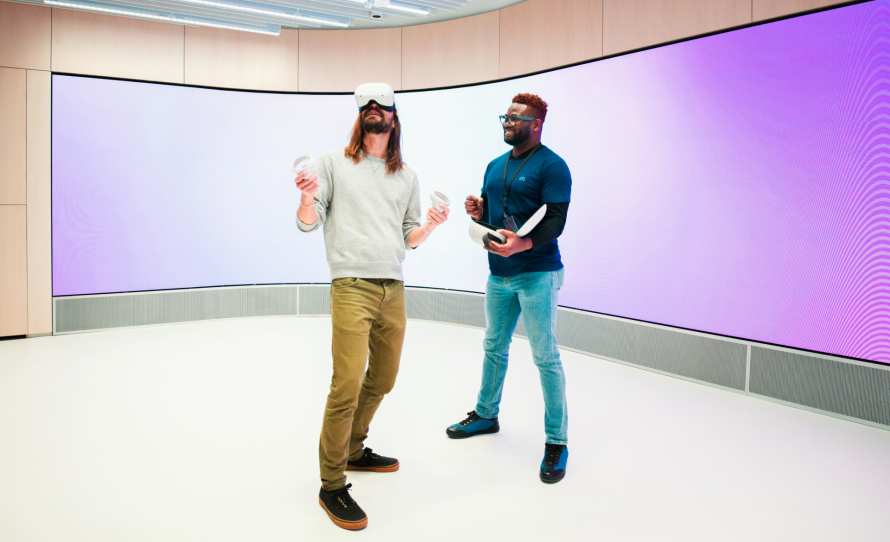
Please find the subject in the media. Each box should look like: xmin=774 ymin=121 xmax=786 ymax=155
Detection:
xmin=55 ymin=295 xmax=135 ymax=333
xmin=749 ymin=346 xmax=890 ymax=426
xmin=299 ymin=285 xmax=331 ymax=315
xmin=555 ymin=310 xmax=748 ymax=390
xmin=405 ymin=289 xmax=485 ymax=327
xmin=56 ymin=286 xmax=301 ymax=332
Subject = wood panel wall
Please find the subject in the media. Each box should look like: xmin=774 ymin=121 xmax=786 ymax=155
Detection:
xmin=51 ymin=8 xmax=185 ymax=83
xmin=753 ymin=0 xmax=843 ymax=20
xmin=603 ymin=0 xmax=751 ymax=56
xmin=299 ymin=28 xmax=402 ymax=92
xmin=27 ymin=70 xmax=51 ymax=336
xmin=0 ymin=0 xmax=853 ymax=337
xmin=185 ymin=27 xmax=300 ymax=92
xmin=0 ymin=2 xmax=51 ymax=71
xmin=0 ymin=205 xmax=28 ymax=337
xmin=499 ymin=0 xmax=603 ymax=79
xmin=402 ymin=11 xmax=499 ymax=90
xmin=0 ymin=67 xmax=26 ymax=204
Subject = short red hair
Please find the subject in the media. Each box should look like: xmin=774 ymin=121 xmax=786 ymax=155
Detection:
xmin=512 ymin=93 xmax=548 ymax=122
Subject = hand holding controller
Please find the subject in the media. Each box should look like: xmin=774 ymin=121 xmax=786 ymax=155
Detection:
xmin=292 ymin=155 xmax=319 ymax=201
xmin=424 ymin=191 xmax=451 ymax=233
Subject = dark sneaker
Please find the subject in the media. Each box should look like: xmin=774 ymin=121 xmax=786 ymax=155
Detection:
xmin=346 ymin=447 xmax=400 ymax=472
xmin=318 ymin=483 xmax=368 ymax=530
xmin=446 ymin=411 xmax=500 ymax=439
xmin=540 ymin=443 xmax=568 ymax=484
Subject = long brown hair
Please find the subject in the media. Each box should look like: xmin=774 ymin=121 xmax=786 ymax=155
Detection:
xmin=344 ymin=108 xmax=404 ymax=175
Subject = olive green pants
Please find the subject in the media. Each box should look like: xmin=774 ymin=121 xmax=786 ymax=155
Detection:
xmin=319 ymin=277 xmax=406 ymax=491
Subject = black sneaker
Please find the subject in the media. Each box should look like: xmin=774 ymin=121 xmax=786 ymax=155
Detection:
xmin=318 ymin=483 xmax=368 ymax=530
xmin=539 ymin=443 xmax=568 ymax=484
xmin=346 ymin=447 xmax=400 ymax=472
xmin=446 ymin=411 xmax=500 ymax=439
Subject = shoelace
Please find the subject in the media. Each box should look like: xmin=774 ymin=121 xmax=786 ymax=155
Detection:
xmin=459 ymin=411 xmax=481 ymax=427
xmin=329 ymin=483 xmax=356 ymax=509
xmin=543 ymin=445 xmax=564 ymax=467
xmin=363 ymin=448 xmax=380 ymax=461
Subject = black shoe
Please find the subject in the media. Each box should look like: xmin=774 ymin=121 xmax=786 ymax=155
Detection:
xmin=540 ymin=443 xmax=568 ymax=484
xmin=446 ymin=411 xmax=500 ymax=439
xmin=346 ymin=447 xmax=400 ymax=472
xmin=318 ymin=483 xmax=368 ymax=530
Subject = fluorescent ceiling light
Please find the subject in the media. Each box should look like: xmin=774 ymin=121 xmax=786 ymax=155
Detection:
xmin=386 ymin=0 xmax=431 ymax=15
xmin=347 ymin=0 xmax=431 ymax=16
xmin=178 ymin=0 xmax=351 ymax=27
xmin=44 ymin=0 xmax=281 ymax=34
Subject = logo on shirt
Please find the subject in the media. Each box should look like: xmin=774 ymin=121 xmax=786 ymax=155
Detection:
xmin=519 ymin=177 xmax=526 ymax=182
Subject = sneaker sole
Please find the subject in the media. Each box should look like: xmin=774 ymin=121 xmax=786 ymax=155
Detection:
xmin=446 ymin=426 xmax=500 ymax=439
xmin=539 ymin=472 xmax=566 ymax=484
xmin=345 ymin=461 xmax=400 ymax=472
xmin=318 ymin=497 xmax=368 ymax=530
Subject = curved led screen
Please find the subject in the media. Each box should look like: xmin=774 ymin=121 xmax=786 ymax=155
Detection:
xmin=53 ymin=0 xmax=890 ymax=363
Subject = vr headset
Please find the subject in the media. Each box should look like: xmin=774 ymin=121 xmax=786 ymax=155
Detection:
xmin=354 ymin=82 xmax=395 ymax=112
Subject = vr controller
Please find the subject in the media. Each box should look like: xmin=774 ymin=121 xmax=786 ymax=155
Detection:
xmin=292 ymin=155 xmax=314 ymax=175
xmin=430 ymin=191 xmax=450 ymax=212
xmin=468 ymin=204 xmax=547 ymax=249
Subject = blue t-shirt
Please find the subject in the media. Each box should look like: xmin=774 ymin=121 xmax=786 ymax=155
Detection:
xmin=481 ymin=145 xmax=572 ymax=277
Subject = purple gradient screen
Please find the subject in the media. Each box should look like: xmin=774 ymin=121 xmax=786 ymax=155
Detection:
xmin=53 ymin=1 xmax=890 ymax=363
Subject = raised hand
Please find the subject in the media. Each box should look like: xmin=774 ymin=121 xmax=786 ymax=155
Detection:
xmin=425 ymin=204 xmax=450 ymax=231
xmin=295 ymin=170 xmax=319 ymax=201
xmin=465 ymin=195 xmax=484 ymax=220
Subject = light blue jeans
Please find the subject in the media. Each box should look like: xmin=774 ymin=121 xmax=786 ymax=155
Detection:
xmin=475 ymin=268 xmax=567 ymax=445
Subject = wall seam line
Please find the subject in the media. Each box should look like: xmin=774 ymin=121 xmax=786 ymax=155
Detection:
xmin=25 ymin=70 xmax=30 ymax=335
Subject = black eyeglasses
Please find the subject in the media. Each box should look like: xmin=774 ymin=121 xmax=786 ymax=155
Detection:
xmin=499 ymin=114 xmax=539 ymax=127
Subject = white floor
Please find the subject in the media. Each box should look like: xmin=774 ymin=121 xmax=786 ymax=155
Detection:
xmin=1 ymin=317 xmax=889 ymax=541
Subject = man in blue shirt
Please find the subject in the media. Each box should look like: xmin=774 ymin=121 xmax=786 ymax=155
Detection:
xmin=446 ymin=94 xmax=572 ymax=483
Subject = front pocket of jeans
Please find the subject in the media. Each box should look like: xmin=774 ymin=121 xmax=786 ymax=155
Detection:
xmin=332 ymin=277 xmax=360 ymax=289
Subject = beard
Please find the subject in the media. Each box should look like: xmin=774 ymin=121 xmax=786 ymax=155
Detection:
xmin=504 ymin=126 xmax=530 ymax=146
xmin=362 ymin=112 xmax=393 ymax=135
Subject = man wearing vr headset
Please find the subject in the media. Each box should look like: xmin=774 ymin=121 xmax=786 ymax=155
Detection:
xmin=295 ymin=82 xmax=449 ymax=530
xmin=448 ymin=94 xmax=572 ymax=484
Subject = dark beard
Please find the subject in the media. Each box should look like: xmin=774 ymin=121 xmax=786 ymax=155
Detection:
xmin=362 ymin=114 xmax=393 ymax=135
xmin=504 ymin=126 xmax=529 ymax=146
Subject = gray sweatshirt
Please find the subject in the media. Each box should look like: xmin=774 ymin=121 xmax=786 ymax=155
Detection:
xmin=296 ymin=149 xmax=421 ymax=281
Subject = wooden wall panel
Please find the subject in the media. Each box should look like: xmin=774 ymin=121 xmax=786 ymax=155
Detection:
xmin=499 ymin=0 xmax=603 ymax=79
xmin=0 ymin=205 xmax=28 ymax=337
xmin=299 ymin=28 xmax=401 ymax=92
xmin=753 ymin=0 xmax=845 ymax=21
xmin=0 ymin=2 xmax=51 ymax=71
xmin=402 ymin=11 xmax=499 ymax=90
xmin=52 ymin=8 xmax=184 ymax=83
xmin=27 ymin=70 xmax=51 ymax=336
xmin=603 ymin=0 xmax=751 ymax=56
xmin=0 ymin=67 xmax=26 ymax=204
xmin=185 ymin=27 xmax=299 ymax=91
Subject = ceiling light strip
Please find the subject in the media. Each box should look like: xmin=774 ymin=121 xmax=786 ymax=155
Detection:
xmin=178 ymin=0 xmax=350 ymax=27
xmin=44 ymin=0 xmax=281 ymax=34
xmin=343 ymin=0 xmax=431 ymax=16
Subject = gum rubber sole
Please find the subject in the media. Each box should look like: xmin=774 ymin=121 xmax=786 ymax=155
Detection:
xmin=318 ymin=497 xmax=368 ymax=530
xmin=345 ymin=461 xmax=400 ymax=472
xmin=446 ymin=426 xmax=500 ymax=439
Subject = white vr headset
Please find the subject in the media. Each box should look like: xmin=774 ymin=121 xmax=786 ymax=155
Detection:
xmin=354 ymin=82 xmax=395 ymax=113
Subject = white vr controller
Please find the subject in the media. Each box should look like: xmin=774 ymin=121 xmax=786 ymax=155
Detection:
xmin=292 ymin=155 xmax=314 ymax=176
xmin=430 ymin=191 xmax=450 ymax=212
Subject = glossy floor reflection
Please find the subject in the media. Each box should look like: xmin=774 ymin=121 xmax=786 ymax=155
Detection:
xmin=1 ymin=317 xmax=889 ymax=541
